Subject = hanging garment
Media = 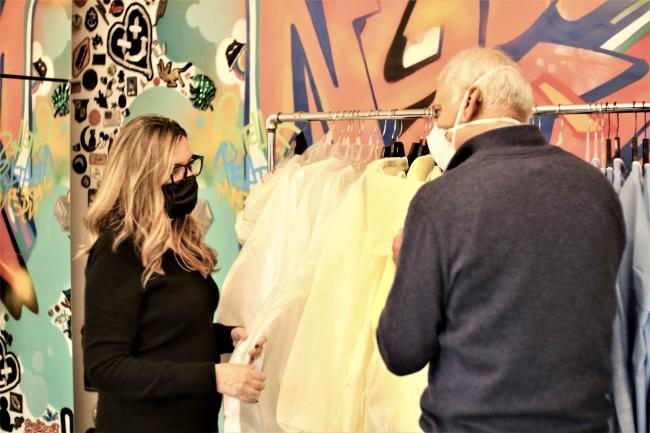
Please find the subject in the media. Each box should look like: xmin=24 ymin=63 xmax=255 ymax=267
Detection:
xmin=222 ymin=160 xmax=358 ymax=433
xmin=644 ymin=163 xmax=650 ymax=223
xmin=234 ymin=156 xmax=303 ymax=244
xmin=362 ymin=258 xmax=428 ymax=432
xmin=234 ymin=133 xmax=333 ymax=244
xmin=613 ymin=158 xmax=627 ymax=195
xmin=218 ymin=159 xmax=307 ymax=327
xmin=337 ymin=156 xmax=433 ymax=433
xmin=277 ymin=157 xmax=427 ymax=433
xmin=616 ymin=161 xmax=650 ymax=433
xmin=612 ymin=161 xmax=649 ymax=433
xmin=607 ymin=166 xmax=615 ymax=185
xmin=219 ymin=156 xmax=350 ymax=328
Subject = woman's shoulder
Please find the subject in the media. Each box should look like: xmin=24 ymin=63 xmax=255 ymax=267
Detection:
xmin=88 ymin=229 xmax=140 ymax=268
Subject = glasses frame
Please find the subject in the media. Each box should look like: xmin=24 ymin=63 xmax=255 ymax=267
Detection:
xmin=170 ymin=154 xmax=204 ymax=185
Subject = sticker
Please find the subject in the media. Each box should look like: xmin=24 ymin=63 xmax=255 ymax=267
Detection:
xmin=72 ymin=15 xmax=82 ymax=33
xmin=85 ymin=7 xmax=98 ymax=32
xmin=189 ymin=75 xmax=217 ymax=111
xmin=107 ymin=78 xmax=116 ymax=97
xmin=90 ymin=153 xmax=107 ymax=165
xmin=116 ymin=84 xmax=125 ymax=93
xmin=72 ymin=154 xmax=88 ymax=175
xmin=98 ymin=130 xmax=115 ymax=150
xmin=107 ymin=3 xmax=153 ymax=79
xmin=33 ymin=58 xmax=48 ymax=77
xmin=73 ymin=37 xmax=91 ymax=78
xmin=95 ymin=0 xmax=109 ymax=25
xmin=0 ymin=334 xmax=20 ymax=393
xmin=126 ymin=76 xmax=137 ymax=96
xmin=73 ymin=99 xmax=89 ymax=122
xmin=90 ymin=167 xmax=102 ymax=181
xmin=107 ymin=64 xmax=117 ymax=76
xmin=9 ymin=392 xmax=22 ymax=413
xmin=152 ymin=40 xmax=167 ymax=57
xmin=74 ymin=0 xmax=88 ymax=7
xmin=82 ymin=69 xmax=98 ymax=91
xmin=226 ymin=39 xmax=245 ymax=70
xmin=94 ymin=91 xmax=108 ymax=109
xmin=52 ymin=83 xmax=70 ymax=117
xmin=88 ymin=188 xmax=98 ymax=207
xmin=157 ymin=60 xmax=192 ymax=88
xmin=122 ymin=108 xmax=130 ymax=117
xmin=117 ymin=70 xmax=125 ymax=83
xmin=92 ymin=34 xmax=103 ymax=49
xmin=92 ymin=53 xmax=106 ymax=65
xmin=71 ymin=82 xmax=82 ymax=94
xmin=155 ymin=0 xmax=168 ymax=25
xmin=81 ymin=175 xmax=91 ymax=188
xmin=89 ymin=109 xmax=101 ymax=126
xmin=80 ymin=126 xmax=98 ymax=152
xmin=110 ymin=0 xmax=124 ymax=17
xmin=118 ymin=94 xmax=126 ymax=108
xmin=72 ymin=143 xmax=81 ymax=152
xmin=103 ymin=109 xmax=121 ymax=127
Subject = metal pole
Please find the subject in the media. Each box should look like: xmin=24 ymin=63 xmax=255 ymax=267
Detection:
xmin=264 ymin=102 xmax=650 ymax=171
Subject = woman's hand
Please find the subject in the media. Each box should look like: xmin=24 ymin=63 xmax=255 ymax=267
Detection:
xmin=215 ymin=363 xmax=266 ymax=403
xmin=231 ymin=327 xmax=267 ymax=363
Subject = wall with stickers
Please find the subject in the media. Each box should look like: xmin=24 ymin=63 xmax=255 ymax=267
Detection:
xmin=0 ymin=0 xmax=74 ymax=432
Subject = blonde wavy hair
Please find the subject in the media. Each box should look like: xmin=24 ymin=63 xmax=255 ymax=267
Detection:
xmin=82 ymin=115 xmax=217 ymax=286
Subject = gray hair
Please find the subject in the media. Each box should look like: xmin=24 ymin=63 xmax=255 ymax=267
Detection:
xmin=438 ymin=47 xmax=534 ymax=121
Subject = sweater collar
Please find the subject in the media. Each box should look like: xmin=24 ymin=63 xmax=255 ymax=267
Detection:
xmin=447 ymin=125 xmax=548 ymax=171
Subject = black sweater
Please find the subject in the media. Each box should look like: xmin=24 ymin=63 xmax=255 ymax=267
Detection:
xmin=83 ymin=231 xmax=234 ymax=433
xmin=377 ymin=125 xmax=625 ymax=433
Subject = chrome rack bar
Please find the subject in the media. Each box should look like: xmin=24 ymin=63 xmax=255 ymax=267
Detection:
xmin=265 ymin=102 xmax=650 ymax=172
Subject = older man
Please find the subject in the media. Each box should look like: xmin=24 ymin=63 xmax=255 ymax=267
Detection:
xmin=377 ymin=47 xmax=625 ymax=433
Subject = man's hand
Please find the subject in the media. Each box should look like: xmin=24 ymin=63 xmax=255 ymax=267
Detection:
xmin=392 ymin=229 xmax=404 ymax=265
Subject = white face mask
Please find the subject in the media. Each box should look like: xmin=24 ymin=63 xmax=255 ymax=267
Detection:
xmin=428 ymin=66 xmax=522 ymax=171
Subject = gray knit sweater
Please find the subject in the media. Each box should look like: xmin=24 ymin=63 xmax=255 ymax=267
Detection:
xmin=377 ymin=125 xmax=625 ymax=433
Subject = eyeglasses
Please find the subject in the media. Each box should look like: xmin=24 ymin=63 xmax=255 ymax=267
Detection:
xmin=170 ymin=154 xmax=203 ymax=184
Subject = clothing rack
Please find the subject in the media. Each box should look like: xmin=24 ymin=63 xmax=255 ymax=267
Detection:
xmin=265 ymin=102 xmax=650 ymax=172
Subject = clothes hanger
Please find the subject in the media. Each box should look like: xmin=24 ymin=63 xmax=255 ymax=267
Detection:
xmin=613 ymin=103 xmax=621 ymax=160
xmin=632 ymin=102 xmax=639 ymax=163
xmin=605 ymin=103 xmax=613 ymax=168
xmin=381 ymin=111 xmax=395 ymax=158
xmin=595 ymin=103 xmax=602 ymax=166
xmin=407 ymin=108 xmax=433 ymax=165
xmin=643 ymin=101 xmax=649 ymax=165
xmin=585 ymin=104 xmax=592 ymax=162
xmin=392 ymin=118 xmax=405 ymax=157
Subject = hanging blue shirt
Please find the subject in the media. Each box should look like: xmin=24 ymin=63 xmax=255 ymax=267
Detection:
xmin=613 ymin=158 xmax=627 ymax=195
xmin=614 ymin=161 xmax=650 ymax=433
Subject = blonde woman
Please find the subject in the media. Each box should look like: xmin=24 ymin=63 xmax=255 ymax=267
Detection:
xmin=81 ymin=115 xmax=266 ymax=433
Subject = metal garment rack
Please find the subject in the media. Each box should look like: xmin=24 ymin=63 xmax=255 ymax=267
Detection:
xmin=265 ymin=102 xmax=650 ymax=172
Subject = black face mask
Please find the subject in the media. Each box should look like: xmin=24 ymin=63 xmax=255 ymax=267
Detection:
xmin=162 ymin=176 xmax=198 ymax=219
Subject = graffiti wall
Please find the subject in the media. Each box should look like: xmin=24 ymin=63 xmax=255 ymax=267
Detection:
xmin=257 ymin=0 xmax=650 ymax=161
xmin=0 ymin=0 xmax=73 ymax=432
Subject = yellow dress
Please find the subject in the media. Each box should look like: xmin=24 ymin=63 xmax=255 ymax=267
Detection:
xmin=277 ymin=157 xmax=434 ymax=432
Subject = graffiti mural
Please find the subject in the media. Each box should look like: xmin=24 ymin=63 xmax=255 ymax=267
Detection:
xmin=0 ymin=0 xmax=73 ymax=431
xmin=255 ymin=0 xmax=649 ymax=161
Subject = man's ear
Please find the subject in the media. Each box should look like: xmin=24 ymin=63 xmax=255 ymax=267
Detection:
xmin=460 ymin=87 xmax=482 ymax=123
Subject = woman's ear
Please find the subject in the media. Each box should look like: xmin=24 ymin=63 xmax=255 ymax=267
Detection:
xmin=460 ymin=87 xmax=482 ymax=123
